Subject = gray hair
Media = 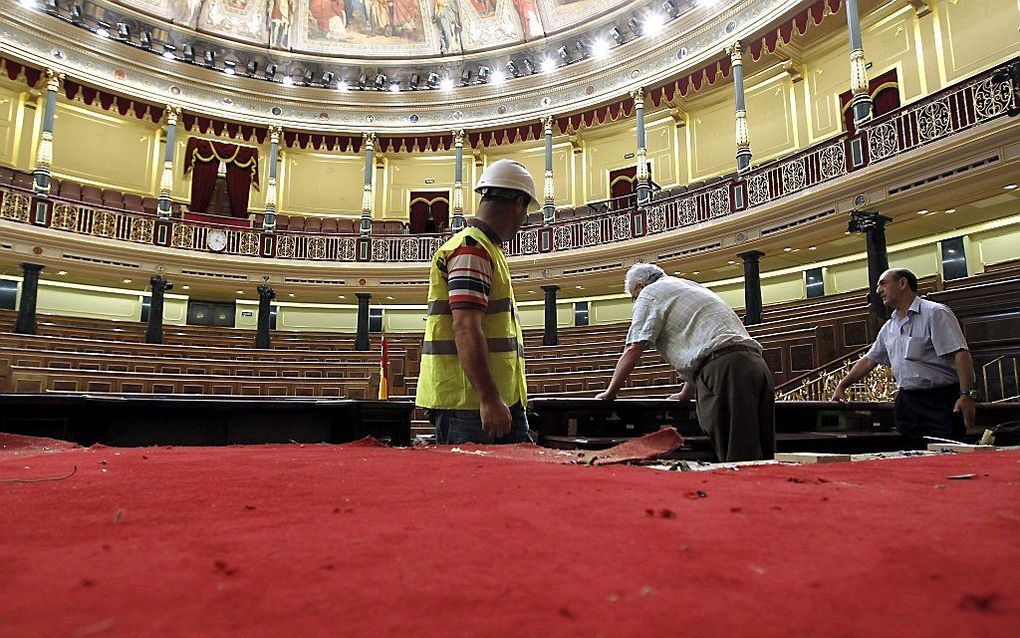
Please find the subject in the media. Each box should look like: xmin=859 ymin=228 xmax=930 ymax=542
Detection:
xmin=624 ymin=263 xmax=666 ymax=297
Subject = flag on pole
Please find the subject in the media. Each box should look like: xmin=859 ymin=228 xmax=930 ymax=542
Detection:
xmin=378 ymin=332 xmax=389 ymax=400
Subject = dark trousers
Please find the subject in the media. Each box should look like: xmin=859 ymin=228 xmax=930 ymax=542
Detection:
xmin=894 ymin=383 xmax=966 ymax=442
xmin=694 ymin=350 xmax=776 ymax=462
xmin=426 ymin=404 xmax=532 ymax=445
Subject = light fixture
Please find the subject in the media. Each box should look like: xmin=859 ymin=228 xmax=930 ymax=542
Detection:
xmin=575 ymin=285 xmax=584 ymax=290
xmin=139 ymin=30 xmax=152 ymax=48
xmin=182 ymin=285 xmax=190 ymax=290
xmin=592 ymin=38 xmax=610 ymax=59
xmin=557 ymin=46 xmax=570 ymax=64
xmin=337 ymin=78 xmax=349 ymax=91
xmin=491 ymin=69 xmax=506 ymax=84
xmin=808 ymin=246 xmax=817 ymax=250
xmin=44 ymin=0 xmax=58 ymax=12
xmin=123 ymin=278 xmax=133 ymax=284
xmin=626 ymin=19 xmax=639 ymax=34
xmin=1005 ymin=184 xmax=1018 ymax=190
xmin=944 ymin=208 xmax=957 ymax=214
xmin=183 ymin=45 xmax=196 ymax=63
xmin=574 ymin=41 xmax=587 ymax=58
xmin=69 ymin=4 xmax=83 ymax=23
xmin=522 ymin=58 xmax=535 ymax=75
xmin=783 ymin=247 xmax=792 ymax=252
xmin=389 ymin=82 xmax=400 ymax=92
xmin=426 ymin=71 xmax=440 ymax=88
xmin=610 ymin=27 xmax=624 ymax=45
xmin=460 ymin=68 xmax=471 ymax=85
xmin=18 ymin=0 xmax=37 ymax=8
xmin=303 ymin=69 xmax=315 ymax=85
xmin=223 ymin=61 xmax=236 ymax=75
xmin=643 ymin=13 xmax=666 ymax=36
xmin=245 ymin=60 xmax=258 ymax=76
xmin=727 ymin=260 xmax=735 ymax=265
xmin=116 ymin=23 xmax=130 ymax=40
xmin=288 ymin=293 xmax=295 ymax=298
xmin=506 ymin=60 xmax=519 ymax=77
xmin=357 ymin=73 xmax=369 ymax=89
xmin=692 ymin=271 xmax=699 ymax=275
xmin=374 ymin=73 xmax=387 ymax=90
xmin=95 ymin=21 xmax=111 ymax=38
xmin=57 ymin=270 xmax=68 ymax=276
xmin=541 ymin=57 xmax=556 ymax=73
xmin=386 ymin=296 xmax=395 ymax=300
xmin=662 ymin=0 xmax=678 ymax=17
xmin=338 ymin=295 xmax=346 ymax=299
xmin=282 ymin=75 xmax=294 ymax=86
xmin=321 ymin=71 xmax=334 ymax=85
xmin=203 ymin=50 xmax=215 ymax=66
xmin=236 ymin=290 xmax=244 ymax=295
xmin=409 ymin=73 xmax=420 ymax=89
xmin=162 ymin=44 xmax=176 ymax=60
xmin=439 ymin=76 xmax=454 ymax=91
xmin=916 ymin=209 xmax=929 ymax=215
xmin=264 ymin=63 xmax=277 ymax=80
xmin=477 ymin=66 xmax=491 ymax=82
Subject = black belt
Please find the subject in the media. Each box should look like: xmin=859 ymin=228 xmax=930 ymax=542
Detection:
xmin=694 ymin=344 xmax=758 ymax=378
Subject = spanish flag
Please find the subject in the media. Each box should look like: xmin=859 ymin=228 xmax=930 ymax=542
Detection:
xmin=378 ymin=332 xmax=389 ymax=400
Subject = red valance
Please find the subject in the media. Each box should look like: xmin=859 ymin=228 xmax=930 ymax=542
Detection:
xmin=63 ymin=79 xmax=165 ymax=123
xmin=749 ymin=0 xmax=843 ymax=61
xmin=283 ymin=133 xmax=364 ymax=153
xmin=183 ymin=138 xmax=260 ymax=189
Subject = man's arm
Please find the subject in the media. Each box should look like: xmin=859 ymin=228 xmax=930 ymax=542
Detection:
xmin=596 ymin=341 xmax=647 ymax=400
xmin=952 ymin=349 xmax=977 ymax=428
xmin=451 ymin=307 xmax=511 ymax=438
xmin=832 ymin=356 xmax=879 ymax=402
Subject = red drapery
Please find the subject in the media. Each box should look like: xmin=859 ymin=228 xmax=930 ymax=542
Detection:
xmin=183 ymin=138 xmax=260 ymax=217
xmin=408 ymin=191 xmax=450 ymax=233
xmin=839 ymin=68 xmax=901 ymax=134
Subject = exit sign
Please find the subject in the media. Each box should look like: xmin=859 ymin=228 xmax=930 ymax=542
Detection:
xmin=624 ymin=153 xmax=635 ymax=159
xmin=424 ymin=178 xmax=436 ymax=184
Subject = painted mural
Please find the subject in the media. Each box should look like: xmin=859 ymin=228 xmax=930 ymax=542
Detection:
xmin=109 ymin=0 xmax=623 ymax=55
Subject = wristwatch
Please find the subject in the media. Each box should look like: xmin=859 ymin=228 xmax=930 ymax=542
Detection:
xmin=960 ymin=389 xmax=979 ymax=400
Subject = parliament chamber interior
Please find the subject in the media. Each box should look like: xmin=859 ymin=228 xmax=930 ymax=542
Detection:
xmin=1 ymin=0 xmax=1018 ymax=635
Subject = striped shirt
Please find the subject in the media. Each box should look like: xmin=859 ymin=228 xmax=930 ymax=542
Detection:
xmin=626 ymin=276 xmax=761 ymax=382
xmin=445 ymin=221 xmax=500 ymax=311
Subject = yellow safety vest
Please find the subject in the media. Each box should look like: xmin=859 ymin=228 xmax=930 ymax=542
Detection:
xmin=415 ymin=226 xmax=528 ymax=410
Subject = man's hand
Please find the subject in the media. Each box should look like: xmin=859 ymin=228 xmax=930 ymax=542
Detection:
xmin=954 ymin=395 xmax=976 ymax=429
xmin=479 ymin=397 xmax=512 ymax=440
xmin=667 ymin=382 xmax=694 ymax=401
xmin=595 ymin=390 xmax=617 ymax=401
xmin=832 ymin=385 xmax=849 ymax=403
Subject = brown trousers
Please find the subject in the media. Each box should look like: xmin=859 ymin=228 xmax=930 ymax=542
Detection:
xmin=694 ymin=350 xmax=776 ymax=462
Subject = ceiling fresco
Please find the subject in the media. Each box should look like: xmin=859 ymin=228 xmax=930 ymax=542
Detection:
xmin=114 ymin=0 xmax=629 ymax=56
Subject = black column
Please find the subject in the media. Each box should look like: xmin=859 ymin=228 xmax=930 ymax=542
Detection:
xmin=541 ymin=285 xmax=559 ymax=346
xmin=738 ymin=250 xmax=765 ymax=325
xmin=145 ymin=275 xmax=173 ymax=344
xmin=14 ymin=263 xmax=43 ymax=335
xmin=355 ymin=292 xmax=371 ymax=351
xmin=255 ymin=283 xmax=276 ymax=349
xmin=849 ymin=211 xmax=892 ymax=320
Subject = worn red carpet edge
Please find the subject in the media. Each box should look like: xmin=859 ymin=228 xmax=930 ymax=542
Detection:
xmin=1 ymin=441 xmax=1017 ymax=638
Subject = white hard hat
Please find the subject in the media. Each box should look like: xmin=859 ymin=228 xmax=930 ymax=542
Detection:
xmin=474 ymin=159 xmax=540 ymax=211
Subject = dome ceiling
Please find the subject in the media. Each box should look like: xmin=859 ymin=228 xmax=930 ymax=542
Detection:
xmin=116 ymin=0 xmax=632 ymax=57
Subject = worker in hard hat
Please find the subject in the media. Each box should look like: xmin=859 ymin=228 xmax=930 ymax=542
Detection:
xmin=416 ymin=159 xmax=538 ymax=444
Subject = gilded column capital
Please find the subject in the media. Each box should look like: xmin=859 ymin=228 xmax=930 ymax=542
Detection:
xmin=541 ymin=115 xmax=555 ymax=134
xmin=164 ymin=105 xmax=181 ymax=126
xmin=453 ymin=129 xmax=465 ymax=145
xmin=268 ymin=125 xmax=283 ymax=144
xmin=45 ymin=68 xmax=64 ymax=92
xmin=629 ymin=88 xmax=644 ymax=107
xmin=728 ymin=41 xmax=743 ymax=64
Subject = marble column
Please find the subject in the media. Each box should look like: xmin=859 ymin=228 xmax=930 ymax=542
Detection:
xmin=14 ymin=263 xmax=43 ymax=335
xmin=542 ymin=116 xmax=556 ymax=223
xmin=738 ymin=250 xmax=765 ymax=326
xmin=845 ymin=0 xmax=874 ymax=126
xmin=731 ymin=42 xmax=752 ymax=173
xmin=850 ymin=211 xmax=892 ymax=320
xmin=360 ymin=132 xmax=376 ymax=236
xmin=32 ymin=70 xmax=62 ymax=197
xmin=355 ymin=292 xmax=371 ymax=351
xmin=632 ymin=89 xmax=651 ymax=204
xmin=541 ymin=285 xmax=559 ymax=346
xmin=157 ymin=106 xmax=180 ymax=220
xmin=255 ymin=283 xmax=276 ymax=349
xmin=263 ymin=125 xmax=282 ymax=232
xmin=451 ymin=129 xmax=465 ymax=232
xmin=145 ymin=274 xmax=173 ymax=344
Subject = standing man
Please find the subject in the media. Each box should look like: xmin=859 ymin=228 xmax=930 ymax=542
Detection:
xmin=416 ymin=160 xmax=538 ymax=444
xmin=833 ymin=268 xmax=976 ymax=441
xmin=596 ymin=264 xmax=775 ymax=462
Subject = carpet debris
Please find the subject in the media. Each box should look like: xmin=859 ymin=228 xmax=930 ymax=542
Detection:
xmin=113 ymin=509 xmax=124 ymax=525
xmin=640 ymin=585 xmax=655 ymax=597
xmin=946 ymin=473 xmax=977 ymax=480
xmin=0 ymin=464 xmax=77 ymax=484
xmin=72 ymin=618 xmax=114 ymax=637
xmin=214 ymin=560 xmax=238 ymax=577
xmin=685 ymin=490 xmax=708 ymax=499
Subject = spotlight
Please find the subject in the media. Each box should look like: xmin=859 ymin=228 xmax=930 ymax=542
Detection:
xmin=439 ymin=76 xmax=454 ymax=91
xmin=95 ymin=21 xmax=111 ymax=38
xmin=409 ymin=73 xmax=420 ymax=89
xmin=183 ymin=45 xmax=196 ymax=62
xmin=541 ymin=58 xmax=556 ymax=73
xmin=223 ymin=61 xmax=236 ymax=75
xmin=626 ymin=19 xmax=639 ymax=34
xmin=374 ymin=73 xmax=387 ymax=90
xmin=662 ymin=1 xmax=677 ymax=17
xmin=162 ymin=44 xmax=177 ymax=60
xmin=643 ymin=13 xmax=666 ymax=36
xmin=426 ymin=71 xmax=440 ymax=88
xmin=245 ymin=60 xmax=258 ymax=76
xmin=44 ymin=0 xmax=58 ymax=11
xmin=610 ymin=27 xmax=624 ymax=44
xmin=557 ymin=46 xmax=570 ymax=64
xmin=203 ymin=50 xmax=215 ymax=66
xmin=321 ymin=71 xmax=334 ymax=85
xmin=69 ymin=4 xmax=83 ymax=23
xmin=264 ymin=63 xmax=277 ymax=80
xmin=592 ymin=38 xmax=610 ymax=59
xmin=282 ymin=75 xmax=294 ymax=86
xmin=116 ymin=22 xmax=130 ymax=40
xmin=506 ymin=60 xmax=519 ymax=77
xmin=491 ymin=69 xmax=506 ymax=85
xmin=19 ymin=0 xmax=37 ymax=8
xmin=460 ymin=68 xmax=471 ymax=85
xmin=357 ymin=73 xmax=369 ymax=89
xmin=522 ymin=58 xmax=535 ymax=75
xmin=139 ymin=30 xmax=152 ymax=48
xmin=337 ymin=78 xmax=349 ymax=91
xmin=574 ymin=41 xmax=587 ymax=58
xmin=303 ymin=69 xmax=314 ymax=85
xmin=477 ymin=66 xmax=491 ymax=83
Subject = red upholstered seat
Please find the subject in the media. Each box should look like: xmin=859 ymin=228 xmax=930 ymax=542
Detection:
xmin=81 ymin=185 xmax=103 ymax=205
xmin=336 ymin=219 xmax=355 ymax=234
xmin=0 ymin=166 xmax=14 ymax=185
xmin=287 ymin=216 xmax=306 ymax=232
xmin=122 ymin=194 xmax=144 ymax=212
xmin=12 ymin=172 xmax=34 ymax=191
xmin=303 ymin=217 xmax=322 ymax=232
xmin=558 ymin=208 xmax=577 ymax=220
xmin=274 ymin=214 xmax=289 ymax=231
xmin=102 ymin=190 xmax=124 ymax=209
xmin=141 ymin=197 xmax=159 ymax=214
xmin=58 ymin=180 xmax=82 ymax=200
xmin=320 ymin=218 xmax=338 ymax=233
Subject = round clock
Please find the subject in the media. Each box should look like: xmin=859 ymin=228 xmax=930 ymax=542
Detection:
xmin=206 ymin=229 xmax=228 ymax=253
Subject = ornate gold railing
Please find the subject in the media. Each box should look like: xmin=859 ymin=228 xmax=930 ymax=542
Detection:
xmin=778 ymin=354 xmax=897 ymax=402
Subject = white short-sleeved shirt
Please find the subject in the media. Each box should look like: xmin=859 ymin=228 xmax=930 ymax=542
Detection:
xmin=625 ymin=276 xmax=761 ymax=381
xmin=864 ymin=296 xmax=968 ymax=390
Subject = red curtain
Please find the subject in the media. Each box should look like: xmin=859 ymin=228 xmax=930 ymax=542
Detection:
xmin=184 ymin=138 xmax=260 ymax=217
xmin=189 ymin=161 xmax=220 ymax=214
xmin=226 ymin=164 xmax=253 ymax=219
xmin=409 ymin=191 xmax=450 ymax=233
xmin=839 ymin=68 xmax=901 ymax=134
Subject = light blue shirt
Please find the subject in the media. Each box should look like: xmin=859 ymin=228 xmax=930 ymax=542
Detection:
xmin=865 ymin=296 xmax=968 ymax=390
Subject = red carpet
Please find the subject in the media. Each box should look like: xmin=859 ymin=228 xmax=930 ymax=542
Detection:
xmin=1 ymin=439 xmax=1018 ymax=637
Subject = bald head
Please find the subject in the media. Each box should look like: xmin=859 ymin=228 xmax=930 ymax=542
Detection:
xmin=876 ymin=268 xmax=918 ymax=311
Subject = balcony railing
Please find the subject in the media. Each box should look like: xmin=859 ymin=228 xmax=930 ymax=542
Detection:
xmin=0 ymin=60 xmax=1015 ymax=263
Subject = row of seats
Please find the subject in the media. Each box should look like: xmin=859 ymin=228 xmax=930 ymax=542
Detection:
xmin=1 ymin=166 xmax=176 ymax=215
xmin=274 ymin=215 xmax=406 ymax=235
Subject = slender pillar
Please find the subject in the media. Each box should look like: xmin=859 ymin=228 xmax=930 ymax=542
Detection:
xmin=360 ymin=132 xmax=376 ymax=236
xmin=355 ymin=292 xmax=371 ymax=351
xmin=633 ymin=89 xmax=651 ymax=204
xmin=845 ymin=0 xmax=874 ymax=126
xmin=32 ymin=70 xmax=62 ymax=197
xmin=255 ymin=282 xmax=275 ymax=349
xmin=14 ymin=263 xmax=43 ymax=335
xmin=849 ymin=211 xmax=892 ymax=320
xmin=730 ymin=42 xmax=752 ymax=173
xmin=541 ymin=285 xmax=559 ymax=346
xmin=157 ymin=106 xmax=180 ymax=220
xmin=451 ymin=129 xmax=465 ymax=232
xmin=542 ymin=116 xmax=556 ymax=223
xmin=738 ymin=250 xmax=765 ymax=326
xmin=145 ymin=274 xmax=173 ymax=344
xmin=263 ymin=125 xmax=282 ymax=232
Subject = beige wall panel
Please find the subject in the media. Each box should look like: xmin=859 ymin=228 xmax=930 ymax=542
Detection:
xmin=973 ymin=225 xmax=1020 ymax=267
xmin=51 ymin=104 xmax=157 ymax=194
xmin=761 ymin=272 xmax=806 ymax=305
xmin=37 ymin=284 xmax=141 ymax=322
xmin=486 ymin=145 xmax=572 ymax=205
xmin=828 ymin=260 xmax=869 ymax=293
xmin=863 ymin=9 xmax=923 ymax=101
xmin=889 ymin=243 xmax=939 ymax=277
xmin=163 ymin=296 xmax=188 ymax=325
xmin=384 ymin=308 xmax=427 ymax=333
xmin=19 ymin=99 xmax=40 ymax=171
xmin=744 ymin=75 xmax=798 ymax=163
xmin=688 ymin=96 xmax=735 ymax=180
xmin=277 ymin=305 xmax=358 ymax=331
xmin=585 ymin=125 xmax=640 ymax=201
xmin=647 ymin=119 xmax=677 ymax=187
xmin=937 ymin=0 xmax=1020 ymax=84
xmin=235 ymin=301 xmax=259 ymax=329
xmin=592 ymin=297 xmax=634 ymax=324
xmin=708 ymin=282 xmax=745 ymax=308
xmin=279 ymin=151 xmax=363 ymax=215
xmin=518 ymin=304 xmax=544 ymax=329
xmin=386 ymin=155 xmax=456 ymax=220
xmin=0 ymin=86 xmax=21 ymax=168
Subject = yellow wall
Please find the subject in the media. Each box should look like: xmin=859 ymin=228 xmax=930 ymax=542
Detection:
xmin=0 ymin=86 xmax=27 ymax=170
xmin=276 ymin=304 xmax=359 ymax=332
xmin=935 ymin=0 xmax=1020 ymax=85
